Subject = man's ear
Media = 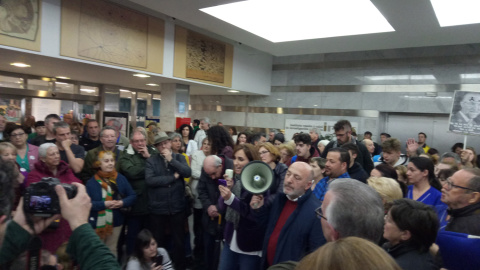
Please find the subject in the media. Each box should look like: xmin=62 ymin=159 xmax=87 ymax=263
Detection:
xmin=352 ymin=153 xmax=358 ymax=160
xmin=469 ymin=192 xmax=480 ymax=204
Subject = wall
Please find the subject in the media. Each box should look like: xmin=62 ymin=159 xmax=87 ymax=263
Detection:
xmin=190 ymin=43 xmax=480 ymax=150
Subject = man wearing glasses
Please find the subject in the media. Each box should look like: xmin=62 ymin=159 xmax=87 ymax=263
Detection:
xmin=440 ymin=168 xmax=480 ymax=235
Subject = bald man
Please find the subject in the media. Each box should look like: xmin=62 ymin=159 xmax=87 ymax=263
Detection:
xmin=250 ymin=162 xmax=326 ymax=268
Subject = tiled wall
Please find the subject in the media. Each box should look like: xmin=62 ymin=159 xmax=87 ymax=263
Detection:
xmin=190 ymin=44 xmax=480 ymax=135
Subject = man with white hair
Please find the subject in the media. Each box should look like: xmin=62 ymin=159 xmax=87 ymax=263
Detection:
xmin=194 ymin=117 xmax=210 ymax=147
xmin=318 ymin=178 xmax=384 ymax=243
xmin=250 ymin=161 xmax=326 ymax=268
xmin=197 ymin=154 xmax=233 ymax=270
xmin=105 ymin=118 xmax=129 ymax=150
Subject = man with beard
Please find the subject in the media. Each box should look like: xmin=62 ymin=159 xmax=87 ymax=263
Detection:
xmin=250 ymin=162 xmax=326 ymax=269
xmin=313 ymin=148 xmax=351 ymax=201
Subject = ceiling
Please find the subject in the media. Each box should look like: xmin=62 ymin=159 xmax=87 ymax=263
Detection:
xmin=4 ymin=0 xmax=480 ymax=97
xmin=125 ymin=0 xmax=480 ymax=56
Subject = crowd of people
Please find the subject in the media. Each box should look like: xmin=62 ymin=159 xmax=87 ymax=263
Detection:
xmin=0 ymin=113 xmax=479 ymax=270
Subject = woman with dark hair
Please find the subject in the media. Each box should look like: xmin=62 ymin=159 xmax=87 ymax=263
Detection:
xmin=236 ymin=132 xmax=248 ymax=145
xmin=126 ymin=229 xmax=173 ymax=270
xmin=273 ymin=133 xmax=285 ymax=146
xmin=6 ymin=124 xmax=39 ymax=173
xmin=451 ymin=142 xmax=464 ymax=156
xmin=207 ymin=126 xmax=234 ymax=159
xmin=229 ymin=127 xmax=238 ymax=143
xmin=406 ymin=157 xmax=444 ymax=209
xmin=217 ymin=144 xmax=263 ymax=270
xmin=371 ymin=164 xmax=407 ymax=197
xmin=383 ymin=199 xmax=439 ymax=270
xmin=178 ymin=124 xmax=197 ymax=156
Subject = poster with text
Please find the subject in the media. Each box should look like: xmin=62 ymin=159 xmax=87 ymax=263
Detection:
xmin=284 ymin=119 xmax=358 ymax=142
xmin=449 ymin=90 xmax=480 ymax=135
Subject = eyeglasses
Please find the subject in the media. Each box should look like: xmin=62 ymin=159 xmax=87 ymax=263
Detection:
xmin=315 ymin=204 xmax=327 ymax=221
xmin=444 ymin=177 xmax=478 ymax=192
xmin=259 ymin=150 xmax=270 ymax=155
xmin=10 ymin=133 xmax=25 ymax=138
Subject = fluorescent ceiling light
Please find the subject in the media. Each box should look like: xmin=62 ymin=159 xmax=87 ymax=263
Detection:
xmin=120 ymin=89 xmax=131 ymax=92
xmin=133 ymin=73 xmax=150 ymax=78
xmin=410 ymin=75 xmax=436 ymax=80
xmin=364 ymin=75 xmax=409 ymax=81
xmin=153 ymin=98 xmax=161 ymax=100
xmin=10 ymin=62 xmax=30 ymax=67
xmin=200 ymin=0 xmax=394 ymax=42
xmin=56 ymin=82 xmax=68 ymax=85
xmin=146 ymin=83 xmax=159 ymax=86
xmin=80 ymin=89 xmax=96 ymax=93
xmin=461 ymin=73 xmax=480 ymax=79
xmin=227 ymin=89 xmax=239 ymax=93
xmin=56 ymin=76 xmax=70 ymax=79
xmin=430 ymin=0 xmax=480 ymax=27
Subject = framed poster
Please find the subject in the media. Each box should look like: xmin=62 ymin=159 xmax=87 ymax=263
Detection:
xmin=449 ymin=90 xmax=480 ymax=135
xmin=103 ymin=111 xmax=129 ymax=138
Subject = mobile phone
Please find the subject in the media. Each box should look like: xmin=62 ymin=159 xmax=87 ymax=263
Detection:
xmin=155 ymin=254 xmax=163 ymax=266
xmin=218 ymin=179 xmax=227 ymax=186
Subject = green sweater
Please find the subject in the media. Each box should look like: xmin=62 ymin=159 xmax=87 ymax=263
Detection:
xmin=0 ymin=222 xmax=120 ymax=269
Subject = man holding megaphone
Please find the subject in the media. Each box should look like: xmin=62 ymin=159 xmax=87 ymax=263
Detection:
xmin=250 ymin=161 xmax=326 ymax=269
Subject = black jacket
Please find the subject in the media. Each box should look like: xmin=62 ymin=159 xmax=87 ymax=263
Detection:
xmin=383 ymin=242 xmax=438 ymax=270
xmin=145 ymin=152 xmax=191 ymax=215
xmin=348 ymin=162 xmax=369 ymax=183
xmin=446 ymin=202 xmax=480 ymax=236
xmin=196 ymin=155 xmax=234 ymax=235
xmin=322 ymin=139 xmax=374 ymax=174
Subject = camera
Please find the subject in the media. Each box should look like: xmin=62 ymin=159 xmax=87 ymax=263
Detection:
xmin=24 ymin=177 xmax=77 ymax=217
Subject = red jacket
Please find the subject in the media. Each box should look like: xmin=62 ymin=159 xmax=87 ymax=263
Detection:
xmin=25 ymin=160 xmax=81 ymax=253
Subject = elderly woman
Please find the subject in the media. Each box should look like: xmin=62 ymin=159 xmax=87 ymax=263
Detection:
xmin=7 ymin=124 xmax=39 ymax=173
xmin=367 ymin=177 xmax=403 ymax=214
xmin=383 ymin=199 xmax=439 ymax=270
xmin=257 ymin=142 xmax=288 ymax=201
xmin=25 ymin=143 xmax=81 ymax=253
xmin=278 ymin=142 xmax=295 ymax=167
xmin=362 ymin=139 xmax=375 ymax=159
xmin=217 ymin=144 xmax=263 ymax=270
xmin=86 ymin=150 xmax=136 ymax=257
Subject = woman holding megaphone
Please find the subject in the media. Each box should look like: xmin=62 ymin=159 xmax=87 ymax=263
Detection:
xmin=217 ymin=144 xmax=264 ymax=270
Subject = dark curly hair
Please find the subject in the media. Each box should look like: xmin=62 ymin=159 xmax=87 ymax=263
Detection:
xmin=178 ymin=124 xmax=194 ymax=140
xmin=207 ymin=126 xmax=234 ymax=156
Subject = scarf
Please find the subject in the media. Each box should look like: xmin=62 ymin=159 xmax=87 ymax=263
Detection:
xmin=94 ymin=169 xmax=118 ymax=239
xmin=225 ymin=175 xmax=242 ymax=229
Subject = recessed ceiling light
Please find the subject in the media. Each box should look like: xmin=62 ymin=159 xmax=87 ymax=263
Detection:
xmin=146 ymin=83 xmax=159 ymax=86
xmin=430 ymin=0 xmax=480 ymax=27
xmin=314 ymin=104 xmax=318 ymax=107
xmin=80 ymin=89 xmax=96 ymax=93
xmin=56 ymin=76 xmax=70 ymax=79
xmin=120 ymin=89 xmax=131 ymax=92
xmin=200 ymin=0 xmax=394 ymax=43
xmin=133 ymin=74 xmax=150 ymax=78
xmin=227 ymin=89 xmax=239 ymax=93
xmin=10 ymin=62 xmax=30 ymax=67
xmin=276 ymin=98 xmax=283 ymax=101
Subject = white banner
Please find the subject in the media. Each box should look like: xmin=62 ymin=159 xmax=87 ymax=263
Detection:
xmin=284 ymin=119 xmax=358 ymax=142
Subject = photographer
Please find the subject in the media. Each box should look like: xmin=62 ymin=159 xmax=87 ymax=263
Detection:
xmin=0 ymin=176 xmax=120 ymax=269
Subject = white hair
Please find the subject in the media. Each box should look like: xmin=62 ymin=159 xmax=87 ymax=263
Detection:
xmin=38 ymin=143 xmax=57 ymax=158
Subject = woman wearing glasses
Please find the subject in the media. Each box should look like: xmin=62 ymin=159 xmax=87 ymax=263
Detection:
xmin=6 ymin=124 xmax=39 ymax=173
xmin=406 ymin=157 xmax=445 ymax=210
xmin=256 ymin=142 xmax=288 ymax=202
xmin=383 ymin=199 xmax=439 ymax=270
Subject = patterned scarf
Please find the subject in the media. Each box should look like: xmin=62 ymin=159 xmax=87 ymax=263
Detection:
xmin=94 ymin=169 xmax=118 ymax=239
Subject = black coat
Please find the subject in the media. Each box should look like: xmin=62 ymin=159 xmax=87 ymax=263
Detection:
xmin=196 ymin=155 xmax=234 ymax=235
xmin=383 ymin=242 xmax=438 ymax=270
xmin=145 ymin=152 xmax=191 ymax=215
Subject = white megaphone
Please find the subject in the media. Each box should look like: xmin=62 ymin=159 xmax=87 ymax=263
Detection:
xmin=240 ymin=161 xmax=274 ymax=194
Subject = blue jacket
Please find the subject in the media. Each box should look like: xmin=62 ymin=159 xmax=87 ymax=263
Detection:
xmin=86 ymin=173 xmax=137 ymax=227
xmin=254 ymin=189 xmax=326 ymax=269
